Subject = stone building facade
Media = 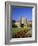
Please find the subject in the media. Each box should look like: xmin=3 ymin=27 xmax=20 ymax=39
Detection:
xmin=15 ymin=16 xmax=27 ymax=28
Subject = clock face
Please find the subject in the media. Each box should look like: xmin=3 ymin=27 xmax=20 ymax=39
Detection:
xmin=11 ymin=6 xmax=32 ymax=38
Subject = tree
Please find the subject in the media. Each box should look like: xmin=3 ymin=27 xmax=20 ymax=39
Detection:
xmin=12 ymin=20 xmax=17 ymax=28
xmin=20 ymin=24 xmax=24 ymax=27
xmin=27 ymin=23 xmax=32 ymax=27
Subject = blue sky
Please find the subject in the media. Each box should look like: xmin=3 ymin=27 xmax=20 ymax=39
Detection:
xmin=11 ymin=6 xmax=32 ymax=21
